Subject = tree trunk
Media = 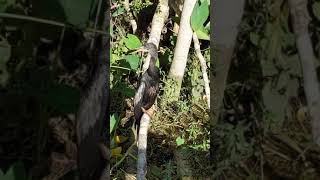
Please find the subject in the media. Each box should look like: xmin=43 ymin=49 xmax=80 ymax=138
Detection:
xmin=288 ymin=0 xmax=320 ymax=145
xmin=162 ymin=0 xmax=197 ymax=104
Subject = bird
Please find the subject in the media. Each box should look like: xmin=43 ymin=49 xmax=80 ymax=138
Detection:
xmin=133 ymin=43 xmax=160 ymax=131
xmin=76 ymin=10 xmax=109 ymax=180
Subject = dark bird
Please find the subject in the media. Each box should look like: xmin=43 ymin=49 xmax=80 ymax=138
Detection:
xmin=133 ymin=43 xmax=160 ymax=130
xmin=76 ymin=9 xmax=109 ymax=180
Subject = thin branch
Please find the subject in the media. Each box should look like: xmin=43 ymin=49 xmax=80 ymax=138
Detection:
xmin=193 ymin=32 xmax=210 ymax=108
xmin=123 ymin=0 xmax=137 ymax=33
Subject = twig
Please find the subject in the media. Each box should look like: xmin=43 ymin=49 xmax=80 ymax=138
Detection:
xmin=288 ymin=0 xmax=320 ymax=145
xmin=90 ymin=0 xmax=103 ymax=49
xmin=123 ymin=0 xmax=137 ymax=33
xmin=192 ymin=32 xmax=210 ymax=108
xmin=110 ymin=142 xmax=136 ymax=173
xmin=0 ymin=13 xmax=107 ymax=35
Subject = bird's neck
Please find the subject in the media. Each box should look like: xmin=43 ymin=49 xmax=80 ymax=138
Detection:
xmin=147 ymin=57 xmax=158 ymax=77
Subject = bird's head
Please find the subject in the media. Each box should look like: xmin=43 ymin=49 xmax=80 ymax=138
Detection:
xmin=132 ymin=43 xmax=158 ymax=60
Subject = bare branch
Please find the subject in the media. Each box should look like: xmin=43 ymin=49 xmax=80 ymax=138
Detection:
xmin=193 ymin=32 xmax=210 ymax=108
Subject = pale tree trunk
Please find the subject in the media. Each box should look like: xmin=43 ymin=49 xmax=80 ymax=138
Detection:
xmin=211 ymin=0 xmax=245 ymax=126
xmin=162 ymin=0 xmax=197 ymax=104
xmin=288 ymin=0 xmax=320 ymax=145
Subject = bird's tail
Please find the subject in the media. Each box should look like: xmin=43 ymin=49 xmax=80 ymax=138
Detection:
xmin=133 ymin=102 xmax=143 ymax=134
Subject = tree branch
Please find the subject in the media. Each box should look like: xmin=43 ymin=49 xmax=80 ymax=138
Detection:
xmin=193 ymin=32 xmax=210 ymax=108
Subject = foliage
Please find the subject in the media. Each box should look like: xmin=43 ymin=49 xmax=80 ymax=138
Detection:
xmin=191 ymin=0 xmax=210 ymax=40
xmin=0 ymin=0 xmax=105 ymax=179
xmin=110 ymin=0 xmax=210 ymax=178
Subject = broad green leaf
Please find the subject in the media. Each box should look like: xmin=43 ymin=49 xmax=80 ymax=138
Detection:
xmin=58 ymin=0 xmax=91 ymax=27
xmin=313 ymin=2 xmax=320 ymax=21
xmin=191 ymin=0 xmax=209 ymax=31
xmin=176 ymin=137 xmax=185 ymax=146
xmin=124 ymin=34 xmax=142 ymax=50
xmin=249 ymin=32 xmax=259 ymax=46
xmin=195 ymin=28 xmax=210 ymax=40
xmin=125 ymin=55 xmax=140 ymax=70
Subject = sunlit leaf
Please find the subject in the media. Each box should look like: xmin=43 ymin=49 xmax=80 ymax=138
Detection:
xmin=191 ymin=0 xmax=209 ymax=31
xmin=125 ymin=55 xmax=140 ymax=70
xmin=195 ymin=28 xmax=210 ymax=40
xmin=112 ymin=6 xmax=125 ymax=17
xmin=124 ymin=34 xmax=142 ymax=49
xmin=176 ymin=137 xmax=185 ymax=146
xmin=111 ymin=147 xmax=122 ymax=157
xmin=115 ymin=135 xmax=128 ymax=144
xmin=110 ymin=114 xmax=120 ymax=134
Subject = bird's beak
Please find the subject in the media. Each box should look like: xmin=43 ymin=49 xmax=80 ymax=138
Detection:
xmin=130 ymin=46 xmax=147 ymax=54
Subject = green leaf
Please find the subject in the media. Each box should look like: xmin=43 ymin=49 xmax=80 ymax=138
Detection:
xmin=58 ymin=0 xmax=91 ymax=27
xmin=195 ymin=27 xmax=210 ymax=40
xmin=176 ymin=137 xmax=185 ymax=146
xmin=124 ymin=34 xmax=142 ymax=50
xmin=112 ymin=6 xmax=125 ymax=17
xmin=113 ymin=82 xmax=135 ymax=97
xmin=2 ymin=161 xmax=26 ymax=180
xmin=124 ymin=55 xmax=140 ymax=70
xmin=0 ymin=0 xmax=15 ymax=12
xmin=172 ymin=16 xmax=180 ymax=24
xmin=110 ymin=114 xmax=120 ymax=134
xmin=249 ymin=32 xmax=259 ymax=46
xmin=191 ymin=0 xmax=209 ymax=31
xmin=41 ymin=85 xmax=80 ymax=113
xmin=313 ymin=2 xmax=320 ymax=21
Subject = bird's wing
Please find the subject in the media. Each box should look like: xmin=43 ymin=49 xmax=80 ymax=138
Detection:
xmin=142 ymin=85 xmax=158 ymax=110
xmin=134 ymin=80 xmax=146 ymax=106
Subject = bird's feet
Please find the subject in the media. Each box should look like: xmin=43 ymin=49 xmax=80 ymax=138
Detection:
xmin=141 ymin=107 xmax=154 ymax=118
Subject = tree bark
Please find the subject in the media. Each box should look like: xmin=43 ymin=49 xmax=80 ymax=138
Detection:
xmin=164 ymin=0 xmax=197 ymax=103
xmin=288 ymin=0 xmax=320 ymax=145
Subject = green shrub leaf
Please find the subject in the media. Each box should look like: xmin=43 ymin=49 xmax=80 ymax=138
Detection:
xmin=191 ymin=0 xmax=209 ymax=31
xmin=124 ymin=34 xmax=142 ymax=50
